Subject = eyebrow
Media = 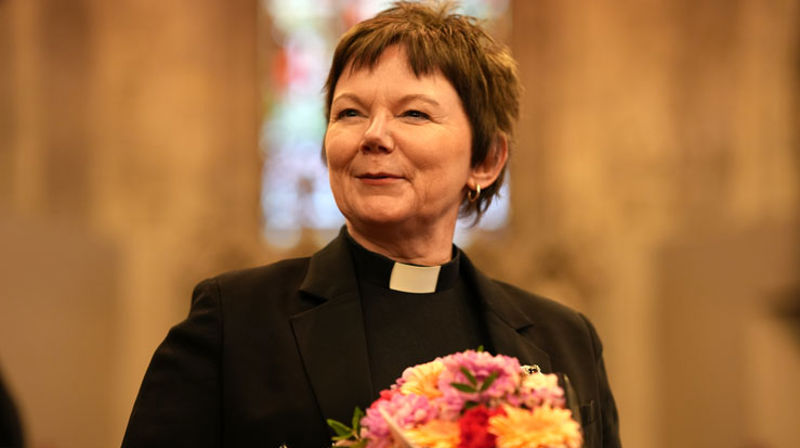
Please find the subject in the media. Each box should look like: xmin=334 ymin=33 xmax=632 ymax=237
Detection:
xmin=397 ymin=94 xmax=441 ymax=107
xmin=331 ymin=93 xmax=368 ymax=108
xmin=331 ymin=92 xmax=441 ymax=108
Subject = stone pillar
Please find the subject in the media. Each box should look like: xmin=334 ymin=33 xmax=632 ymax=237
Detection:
xmin=1 ymin=0 xmax=263 ymax=445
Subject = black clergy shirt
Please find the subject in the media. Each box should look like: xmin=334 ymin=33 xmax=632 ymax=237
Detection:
xmin=344 ymin=232 xmax=492 ymax=396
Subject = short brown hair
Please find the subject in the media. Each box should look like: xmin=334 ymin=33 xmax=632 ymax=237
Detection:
xmin=324 ymin=0 xmax=520 ymax=222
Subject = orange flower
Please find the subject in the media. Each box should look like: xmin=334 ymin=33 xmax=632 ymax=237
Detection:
xmin=404 ymin=419 xmax=459 ymax=448
xmin=400 ymin=359 xmax=444 ymax=399
xmin=489 ymin=405 xmax=582 ymax=448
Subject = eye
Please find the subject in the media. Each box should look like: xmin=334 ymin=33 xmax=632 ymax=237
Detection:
xmin=401 ymin=109 xmax=431 ymax=120
xmin=334 ymin=108 xmax=360 ymax=120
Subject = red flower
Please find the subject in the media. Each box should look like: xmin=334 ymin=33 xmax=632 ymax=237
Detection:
xmin=376 ymin=389 xmax=398 ymax=404
xmin=458 ymin=405 xmax=506 ymax=448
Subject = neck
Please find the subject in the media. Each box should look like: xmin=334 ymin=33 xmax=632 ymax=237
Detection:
xmin=345 ymin=221 xmax=455 ymax=266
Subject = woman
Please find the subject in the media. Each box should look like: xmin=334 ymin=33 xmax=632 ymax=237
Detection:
xmin=122 ymin=2 xmax=620 ymax=447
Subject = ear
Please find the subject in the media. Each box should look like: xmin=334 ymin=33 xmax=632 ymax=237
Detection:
xmin=467 ymin=133 xmax=509 ymax=190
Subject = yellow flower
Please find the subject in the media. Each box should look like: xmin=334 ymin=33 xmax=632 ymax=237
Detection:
xmin=400 ymin=359 xmax=444 ymax=399
xmin=489 ymin=405 xmax=582 ymax=448
xmin=404 ymin=419 xmax=459 ymax=448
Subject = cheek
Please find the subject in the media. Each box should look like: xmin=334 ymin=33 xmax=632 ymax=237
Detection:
xmin=323 ymin=130 xmax=350 ymax=170
xmin=413 ymin=143 xmax=471 ymax=180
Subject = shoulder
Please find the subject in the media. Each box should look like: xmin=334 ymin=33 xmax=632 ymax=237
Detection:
xmin=187 ymin=257 xmax=314 ymax=313
xmin=486 ymin=277 xmax=599 ymax=354
xmin=212 ymin=257 xmax=310 ymax=293
xmin=459 ymin=251 xmax=595 ymax=343
xmin=491 ymin=279 xmax=580 ymax=319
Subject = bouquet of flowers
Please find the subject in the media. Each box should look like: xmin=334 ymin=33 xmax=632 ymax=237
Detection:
xmin=328 ymin=349 xmax=582 ymax=448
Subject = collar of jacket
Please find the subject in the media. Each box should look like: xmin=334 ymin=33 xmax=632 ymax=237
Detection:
xmin=290 ymin=230 xmax=552 ymax=424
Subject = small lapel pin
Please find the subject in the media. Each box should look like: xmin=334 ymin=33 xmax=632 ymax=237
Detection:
xmin=521 ymin=364 xmax=541 ymax=375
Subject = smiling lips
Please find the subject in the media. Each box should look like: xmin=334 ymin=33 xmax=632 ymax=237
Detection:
xmin=356 ymin=172 xmax=404 ymax=185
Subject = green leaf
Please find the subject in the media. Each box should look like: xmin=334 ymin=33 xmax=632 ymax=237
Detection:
xmin=476 ymin=345 xmax=484 ymax=352
xmin=327 ymin=419 xmax=353 ymax=437
xmin=479 ymin=371 xmax=500 ymax=392
xmin=352 ymin=407 xmax=364 ymax=432
xmin=450 ymin=382 xmax=477 ymax=393
xmin=460 ymin=367 xmax=478 ymax=386
xmin=464 ymin=400 xmax=479 ymax=410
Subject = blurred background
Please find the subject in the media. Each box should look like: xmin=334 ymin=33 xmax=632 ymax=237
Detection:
xmin=1 ymin=0 xmax=798 ymax=447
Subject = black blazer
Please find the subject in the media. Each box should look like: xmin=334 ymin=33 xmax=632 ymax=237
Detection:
xmin=122 ymin=234 xmax=620 ymax=447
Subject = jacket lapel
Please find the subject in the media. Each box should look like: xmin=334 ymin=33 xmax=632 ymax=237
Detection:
xmin=461 ymin=256 xmax=553 ymax=374
xmin=290 ymin=234 xmax=375 ymax=424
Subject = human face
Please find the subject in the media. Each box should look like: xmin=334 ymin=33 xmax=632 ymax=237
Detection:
xmin=324 ymin=46 xmax=474 ymax=237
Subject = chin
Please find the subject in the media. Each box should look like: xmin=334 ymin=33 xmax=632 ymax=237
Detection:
xmin=343 ymin=206 xmax=415 ymax=229
xmin=351 ymin=212 xmax=411 ymax=228
xmin=342 ymin=199 xmax=412 ymax=224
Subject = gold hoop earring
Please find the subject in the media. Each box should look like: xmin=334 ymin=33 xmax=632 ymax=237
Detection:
xmin=467 ymin=184 xmax=481 ymax=203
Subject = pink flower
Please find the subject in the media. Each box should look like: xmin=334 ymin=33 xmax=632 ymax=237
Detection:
xmin=514 ymin=373 xmax=565 ymax=409
xmin=437 ymin=351 xmax=521 ymax=418
xmin=361 ymin=393 xmax=438 ymax=448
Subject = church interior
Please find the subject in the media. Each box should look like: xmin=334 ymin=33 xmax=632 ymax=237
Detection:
xmin=1 ymin=0 xmax=799 ymax=447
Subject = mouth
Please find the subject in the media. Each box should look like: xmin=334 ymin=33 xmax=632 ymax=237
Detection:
xmin=357 ymin=172 xmax=402 ymax=180
xmin=356 ymin=172 xmax=404 ymax=185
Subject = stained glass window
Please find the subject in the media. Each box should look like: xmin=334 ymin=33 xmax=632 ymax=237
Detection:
xmin=261 ymin=0 xmax=511 ymax=247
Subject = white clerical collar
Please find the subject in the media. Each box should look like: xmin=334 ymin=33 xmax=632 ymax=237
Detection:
xmin=389 ymin=262 xmax=442 ymax=294
xmin=343 ymin=228 xmax=460 ymax=294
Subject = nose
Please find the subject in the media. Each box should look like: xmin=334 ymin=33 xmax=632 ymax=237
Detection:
xmin=361 ymin=113 xmax=393 ymax=153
